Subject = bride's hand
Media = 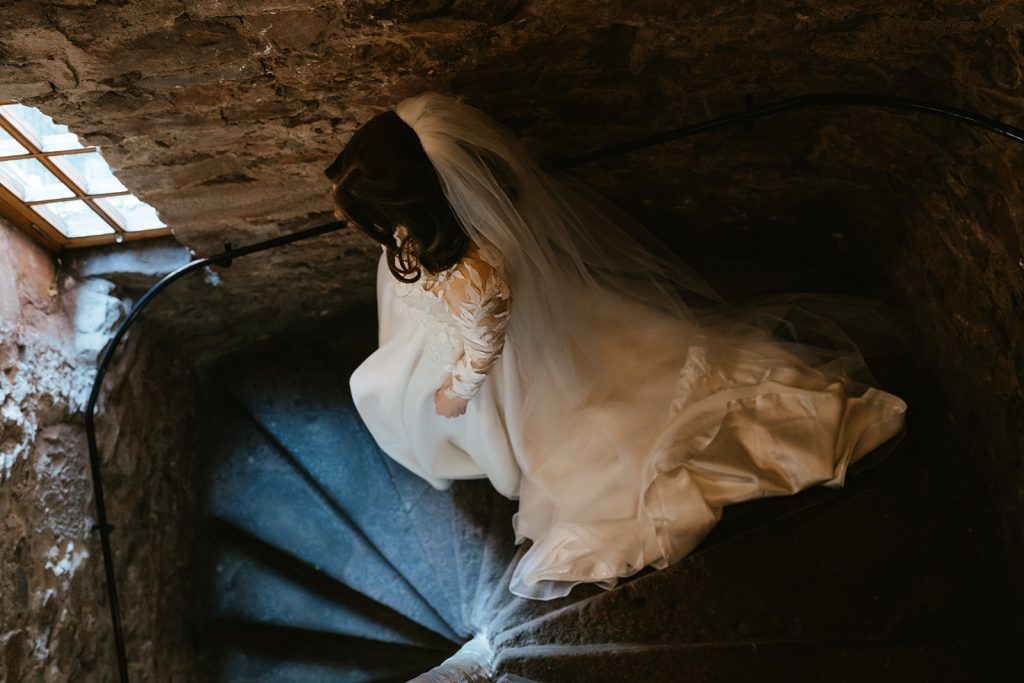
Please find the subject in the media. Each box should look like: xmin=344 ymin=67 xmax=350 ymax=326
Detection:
xmin=434 ymin=384 xmax=468 ymax=418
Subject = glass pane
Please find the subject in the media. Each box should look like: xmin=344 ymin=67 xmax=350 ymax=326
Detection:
xmin=32 ymin=199 xmax=115 ymax=238
xmin=0 ymin=103 xmax=84 ymax=152
xmin=51 ymin=151 xmax=127 ymax=195
xmin=0 ymin=126 xmax=27 ymax=158
xmin=95 ymin=194 xmax=166 ymax=232
xmin=0 ymin=158 xmax=75 ymax=202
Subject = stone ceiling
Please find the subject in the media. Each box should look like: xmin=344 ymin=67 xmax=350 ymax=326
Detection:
xmin=1 ymin=0 xmax=1022 ymax=387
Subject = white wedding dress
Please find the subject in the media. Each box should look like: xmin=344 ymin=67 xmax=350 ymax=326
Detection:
xmin=349 ymin=228 xmax=909 ymax=601
xmin=347 ymin=91 xmax=908 ymax=600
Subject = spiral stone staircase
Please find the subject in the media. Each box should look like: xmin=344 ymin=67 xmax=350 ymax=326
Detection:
xmin=187 ymin=303 xmax=1022 ymax=682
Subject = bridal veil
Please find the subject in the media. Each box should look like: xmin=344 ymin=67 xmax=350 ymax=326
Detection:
xmin=395 ymin=92 xmax=910 ymax=427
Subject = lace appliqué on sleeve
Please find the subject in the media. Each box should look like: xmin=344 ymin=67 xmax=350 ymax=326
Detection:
xmin=426 ymin=245 xmax=511 ymax=401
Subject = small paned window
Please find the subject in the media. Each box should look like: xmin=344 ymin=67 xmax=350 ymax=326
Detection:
xmin=0 ymin=100 xmax=172 ymax=251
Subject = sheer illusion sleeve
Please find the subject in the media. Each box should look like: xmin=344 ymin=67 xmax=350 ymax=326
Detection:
xmin=435 ymin=248 xmax=512 ymax=401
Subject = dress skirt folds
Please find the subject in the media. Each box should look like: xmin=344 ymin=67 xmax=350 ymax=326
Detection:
xmin=350 ymin=247 xmax=908 ymax=600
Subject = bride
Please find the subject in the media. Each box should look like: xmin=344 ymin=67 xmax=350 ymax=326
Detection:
xmin=324 ymin=92 xmax=910 ymax=600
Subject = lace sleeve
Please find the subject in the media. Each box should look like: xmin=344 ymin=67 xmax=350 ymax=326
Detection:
xmin=435 ymin=247 xmax=512 ymax=401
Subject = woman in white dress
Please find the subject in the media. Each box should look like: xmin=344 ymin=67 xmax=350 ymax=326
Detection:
xmin=324 ymin=92 xmax=910 ymax=600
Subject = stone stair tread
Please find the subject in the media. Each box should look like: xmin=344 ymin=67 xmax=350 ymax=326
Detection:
xmin=368 ymin=427 xmax=516 ymax=635
xmin=451 ymin=383 xmax=910 ymax=636
xmin=203 ymin=399 xmax=457 ymax=640
xmin=494 ymin=635 xmax=1024 ymax=682
xmin=488 ymin=428 xmax=918 ymax=640
xmin=371 ymin=436 xmax=520 ymax=636
xmin=371 ymin=446 xmax=469 ymax=634
xmin=210 ymin=622 xmax=450 ymax=683
xmin=220 ymin=354 xmax=464 ymax=634
xmin=446 ymin=480 xmax=517 ymax=630
xmin=378 ymin=449 xmax=435 ymax=514
xmin=486 ymin=474 xmax=878 ymax=640
xmin=494 ymin=447 xmax=1009 ymax=649
xmin=321 ymin=306 xmax=565 ymax=637
xmin=468 ymin=487 xmax=520 ymax=628
xmin=206 ymin=529 xmax=455 ymax=649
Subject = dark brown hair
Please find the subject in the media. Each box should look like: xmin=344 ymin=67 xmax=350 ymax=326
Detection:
xmin=324 ymin=110 xmax=469 ymax=282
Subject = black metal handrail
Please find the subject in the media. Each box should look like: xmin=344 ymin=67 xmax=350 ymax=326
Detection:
xmin=558 ymin=92 xmax=1024 ymax=168
xmin=85 ymin=92 xmax=1024 ymax=681
xmin=84 ymin=222 xmax=346 ymax=681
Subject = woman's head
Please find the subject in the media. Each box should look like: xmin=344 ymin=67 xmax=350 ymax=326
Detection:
xmin=325 ymin=110 xmax=468 ymax=282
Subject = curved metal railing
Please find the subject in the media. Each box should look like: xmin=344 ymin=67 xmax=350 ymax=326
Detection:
xmin=85 ymin=92 xmax=1024 ymax=681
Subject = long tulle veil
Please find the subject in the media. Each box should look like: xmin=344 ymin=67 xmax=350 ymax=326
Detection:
xmin=395 ymin=92 xmax=912 ymax=447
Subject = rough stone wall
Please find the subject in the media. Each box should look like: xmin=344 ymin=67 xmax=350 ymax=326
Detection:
xmin=1 ymin=217 xmax=204 ymax=681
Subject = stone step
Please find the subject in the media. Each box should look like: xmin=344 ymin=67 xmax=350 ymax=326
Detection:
xmin=219 ymin=349 xmax=465 ymax=635
xmin=485 ymin=573 xmax=604 ymax=644
xmin=208 ymin=621 xmax=450 ymax=682
xmin=494 ymin=675 xmax=543 ymax=683
xmin=374 ymin=451 xmax=470 ymax=637
xmin=494 ymin=636 xmax=1024 ymax=682
xmin=466 ymin=484 xmax=520 ymax=629
xmin=485 ymin=424 xmax=911 ymax=638
xmin=364 ymin=428 xmax=520 ymax=638
xmin=493 ymin=434 xmax=1008 ymax=651
xmin=411 ymin=478 xmax=518 ymax=635
xmin=203 ymin=521 xmax=457 ymax=649
xmin=445 ymin=481 xmax=492 ymax=633
xmin=477 ymin=545 xmax=528 ymax=629
xmin=202 ymin=398 xmax=458 ymax=641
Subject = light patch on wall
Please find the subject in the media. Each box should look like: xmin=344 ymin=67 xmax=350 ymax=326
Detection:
xmin=204 ymin=266 xmax=222 ymax=287
xmin=44 ymin=540 xmax=89 ymax=588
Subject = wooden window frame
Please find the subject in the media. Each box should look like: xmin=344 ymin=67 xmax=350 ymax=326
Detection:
xmin=0 ymin=98 xmax=172 ymax=252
